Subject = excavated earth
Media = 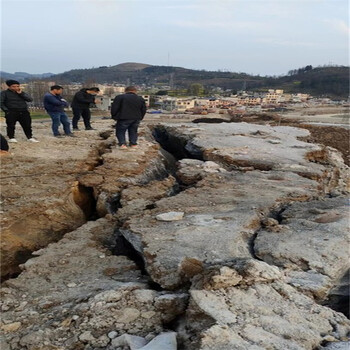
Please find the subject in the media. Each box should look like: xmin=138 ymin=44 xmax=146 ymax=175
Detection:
xmin=0 ymin=117 xmax=349 ymax=350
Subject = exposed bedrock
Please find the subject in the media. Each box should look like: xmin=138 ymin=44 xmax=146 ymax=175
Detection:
xmin=1 ymin=121 xmax=349 ymax=350
xmin=254 ymin=197 xmax=350 ymax=313
xmin=153 ymin=123 xmax=349 ymax=193
xmin=0 ymin=219 xmax=188 ymax=350
xmin=120 ymin=169 xmax=320 ymax=290
xmin=181 ymin=259 xmax=350 ymax=350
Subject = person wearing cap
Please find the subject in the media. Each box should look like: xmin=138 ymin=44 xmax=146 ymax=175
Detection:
xmin=43 ymin=85 xmax=75 ymax=138
xmin=111 ymin=86 xmax=146 ymax=149
xmin=0 ymin=80 xmax=39 ymax=143
xmin=71 ymin=87 xmax=100 ymax=130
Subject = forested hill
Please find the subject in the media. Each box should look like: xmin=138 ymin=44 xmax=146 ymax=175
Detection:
xmin=50 ymin=63 xmax=349 ymax=98
xmin=265 ymin=66 xmax=349 ymax=97
xmin=2 ymin=63 xmax=349 ymax=98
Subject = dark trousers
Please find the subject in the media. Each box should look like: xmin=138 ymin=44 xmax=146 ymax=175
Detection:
xmin=0 ymin=134 xmax=9 ymax=151
xmin=116 ymin=119 xmax=140 ymax=146
xmin=5 ymin=110 xmax=33 ymax=139
xmin=72 ymin=107 xmax=91 ymax=129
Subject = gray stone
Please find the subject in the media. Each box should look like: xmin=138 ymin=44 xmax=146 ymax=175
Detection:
xmin=286 ymin=270 xmax=333 ymax=299
xmin=0 ymin=338 xmax=10 ymax=350
xmin=156 ymin=211 xmax=185 ymax=221
xmin=187 ymin=259 xmax=350 ymax=350
xmin=108 ymin=331 xmax=118 ymax=339
xmin=111 ymin=334 xmax=147 ymax=349
xmin=321 ymin=341 xmax=350 ymax=350
xmin=122 ymin=170 xmax=319 ymax=289
xmin=157 ymin=123 xmax=325 ymax=176
xmin=255 ymin=197 xmax=350 ymax=299
xmin=139 ymin=332 xmax=177 ymax=350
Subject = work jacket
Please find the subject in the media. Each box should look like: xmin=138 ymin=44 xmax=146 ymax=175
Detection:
xmin=0 ymin=89 xmax=33 ymax=112
xmin=71 ymin=89 xmax=95 ymax=109
xmin=111 ymin=92 xmax=146 ymax=120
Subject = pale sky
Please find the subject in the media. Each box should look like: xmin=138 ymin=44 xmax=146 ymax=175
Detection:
xmin=1 ymin=0 xmax=349 ymax=76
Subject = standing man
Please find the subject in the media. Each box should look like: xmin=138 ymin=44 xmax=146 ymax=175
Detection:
xmin=71 ymin=87 xmax=100 ymax=130
xmin=43 ymin=85 xmax=74 ymax=137
xmin=111 ymin=86 xmax=146 ymax=149
xmin=0 ymin=80 xmax=39 ymax=143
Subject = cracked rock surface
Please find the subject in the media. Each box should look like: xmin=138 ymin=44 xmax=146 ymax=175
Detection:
xmin=1 ymin=119 xmax=349 ymax=349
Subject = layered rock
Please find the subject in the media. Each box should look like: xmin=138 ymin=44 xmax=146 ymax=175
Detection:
xmin=1 ymin=120 xmax=349 ymax=350
xmin=154 ymin=123 xmax=349 ymax=192
xmin=183 ymin=259 xmax=350 ymax=350
xmin=255 ymin=197 xmax=350 ymax=304
xmin=121 ymin=169 xmax=320 ymax=289
xmin=0 ymin=128 xmax=109 ymax=278
xmin=0 ymin=219 xmax=188 ymax=350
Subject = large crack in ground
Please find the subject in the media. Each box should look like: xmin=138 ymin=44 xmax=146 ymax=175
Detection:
xmin=1 ymin=121 xmax=349 ymax=349
xmin=148 ymin=124 xmax=350 ymax=318
xmin=1 ymin=129 xmax=116 ymax=280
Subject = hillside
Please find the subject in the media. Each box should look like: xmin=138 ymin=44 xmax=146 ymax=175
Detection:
xmin=1 ymin=63 xmax=348 ymax=97
xmin=263 ymin=66 xmax=349 ymax=97
xmin=49 ymin=63 xmax=349 ymax=97
xmin=0 ymin=71 xmax=54 ymax=81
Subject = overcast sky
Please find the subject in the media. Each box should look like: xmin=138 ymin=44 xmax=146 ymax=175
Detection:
xmin=1 ymin=0 xmax=349 ymax=76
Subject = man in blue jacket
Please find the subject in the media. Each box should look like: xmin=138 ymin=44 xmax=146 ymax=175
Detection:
xmin=43 ymin=85 xmax=74 ymax=137
xmin=111 ymin=86 xmax=146 ymax=149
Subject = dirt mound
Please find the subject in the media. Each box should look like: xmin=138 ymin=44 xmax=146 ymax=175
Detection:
xmin=299 ymin=124 xmax=350 ymax=166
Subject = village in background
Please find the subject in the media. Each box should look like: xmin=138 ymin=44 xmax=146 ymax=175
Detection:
xmin=0 ymin=79 xmax=349 ymax=119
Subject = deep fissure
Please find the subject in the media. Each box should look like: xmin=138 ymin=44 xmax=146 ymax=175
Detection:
xmin=322 ymin=269 xmax=350 ymax=318
xmin=152 ymin=125 xmax=204 ymax=161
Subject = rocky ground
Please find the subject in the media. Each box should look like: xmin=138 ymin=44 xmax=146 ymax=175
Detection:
xmin=0 ymin=114 xmax=349 ymax=350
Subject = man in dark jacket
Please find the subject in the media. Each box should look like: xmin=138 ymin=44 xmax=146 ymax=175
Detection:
xmin=0 ymin=80 xmax=39 ymax=143
xmin=43 ymin=85 xmax=74 ymax=137
xmin=111 ymin=86 xmax=146 ymax=149
xmin=71 ymin=87 xmax=100 ymax=130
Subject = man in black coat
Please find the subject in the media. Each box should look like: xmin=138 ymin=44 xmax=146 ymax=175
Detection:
xmin=0 ymin=80 xmax=39 ymax=143
xmin=71 ymin=87 xmax=100 ymax=130
xmin=111 ymin=86 xmax=146 ymax=149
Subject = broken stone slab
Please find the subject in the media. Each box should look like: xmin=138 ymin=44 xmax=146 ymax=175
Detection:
xmin=156 ymin=211 xmax=185 ymax=221
xmin=3 ymin=219 xmax=144 ymax=305
xmin=176 ymin=159 xmax=226 ymax=185
xmin=0 ymin=217 xmax=188 ymax=349
xmin=121 ymin=170 xmax=319 ymax=289
xmin=320 ymin=341 xmax=350 ymax=350
xmin=155 ymin=123 xmax=326 ymax=177
xmin=255 ymin=197 xmax=350 ymax=301
xmin=139 ymin=332 xmax=177 ymax=350
xmin=111 ymin=332 xmax=177 ymax=350
xmin=184 ymin=259 xmax=350 ymax=350
xmin=78 ymin=136 xmax=169 ymax=216
xmin=111 ymin=334 xmax=147 ymax=349
xmin=285 ymin=270 xmax=333 ymax=300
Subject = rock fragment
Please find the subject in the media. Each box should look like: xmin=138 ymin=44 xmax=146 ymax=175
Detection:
xmin=156 ymin=211 xmax=185 ymax=221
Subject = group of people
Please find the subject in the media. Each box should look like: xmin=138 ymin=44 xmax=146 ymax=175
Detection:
xmin=0 ymin=80 xmax=147 ymax=151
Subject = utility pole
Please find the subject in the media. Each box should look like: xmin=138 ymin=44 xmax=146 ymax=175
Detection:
xmin=169 ymin=73 xmax=174 ymax=90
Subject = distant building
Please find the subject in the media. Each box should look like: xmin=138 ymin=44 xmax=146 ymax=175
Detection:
xmin=141 ymin=95 xmax=150 ymax=107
